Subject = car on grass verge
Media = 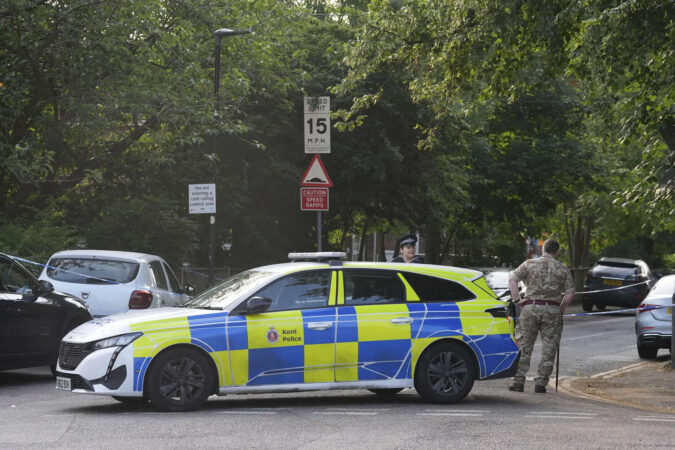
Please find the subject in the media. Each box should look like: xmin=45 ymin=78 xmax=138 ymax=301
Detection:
xmin=39 ymin=250 xmax=195 ymax=318
xmin=0 ymin=252 xmax=92 ymax=375
xmin=635 ymin=274 xmax=674 ymax=359
xmin=582 ymin=257 xmax=654 ymax=312
xmin=54 ymin=253 xmax=519 ymax=412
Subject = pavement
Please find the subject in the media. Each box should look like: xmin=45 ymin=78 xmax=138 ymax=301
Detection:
xmin=557 ymin=357 xmax=673 ymax=414
xmin=552 ymin=303 xmax=674 ymax=414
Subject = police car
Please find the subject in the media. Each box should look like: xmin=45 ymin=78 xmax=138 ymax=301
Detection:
xmin=55 ymin=253 xmax=519 ymax=412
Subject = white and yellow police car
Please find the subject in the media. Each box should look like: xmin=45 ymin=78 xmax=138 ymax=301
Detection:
xmin=55 ymin=253 xmax=519 ymax=411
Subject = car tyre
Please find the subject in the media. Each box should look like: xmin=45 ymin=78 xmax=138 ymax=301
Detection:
xmin=582 ymin=299 xmax=593 ymax=312
xmin=368 ymin=388 xmax=404 ymax=397
xmin=637 ymin=342 xmax=658 ymax=359
xmin=146 ymin=347 xmax=214 ymax=412
xmin=414 ymin=341 xmax=475 ymax=404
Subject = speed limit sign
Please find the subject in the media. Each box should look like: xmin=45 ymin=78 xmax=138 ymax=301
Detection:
xmin=304 ymin=96 xmax=330 ymax=154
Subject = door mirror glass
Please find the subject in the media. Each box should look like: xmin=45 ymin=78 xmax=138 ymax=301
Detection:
xmin=35 ymin=280 xmax=54 ymax=295
xmin=246 ymin=296 xmax=272 ymax=314
xmin=183 ymin=283 xmax=196 ymax=297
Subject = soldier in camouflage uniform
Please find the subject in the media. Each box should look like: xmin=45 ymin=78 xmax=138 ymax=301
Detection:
xmin=508 ymin=239 xmax=575 ymax=393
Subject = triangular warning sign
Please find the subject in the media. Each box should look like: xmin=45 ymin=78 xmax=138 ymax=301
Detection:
xmin=300 ymin=155 xmax=333 ymax=187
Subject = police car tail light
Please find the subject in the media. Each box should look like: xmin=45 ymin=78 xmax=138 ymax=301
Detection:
xmin=129 ymin=290 xmax=153 ymax=309
xmin=485 ymin=306 xmax=509 ymax=318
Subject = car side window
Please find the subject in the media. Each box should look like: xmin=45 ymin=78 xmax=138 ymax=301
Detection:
xmin=0 ymin=258 xmax=34 ymax=294
xmin=402 ymin=272 xmax=475 ymax=302
xmin=149 ymin=261 xmax=168 ymax=290
xmin=162 ymin=262 xmax=181 ymax=293
xmin=250 ymin=270 xmax=331 ymax=312
xmin=343 ymin=270 xmax=405 ymax=305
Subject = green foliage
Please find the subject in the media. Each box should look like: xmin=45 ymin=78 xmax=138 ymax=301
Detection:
xmin=85 ymin=196 xmax=198 ymax=267
xmin=0 ymin=217 xmax=78 ymax=274
xmin=0 ymin=0 xmax=671 ymax=271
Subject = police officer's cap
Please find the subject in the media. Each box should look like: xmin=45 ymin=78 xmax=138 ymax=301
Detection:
xmin=398 ymin=234 xmax=417 ymax=247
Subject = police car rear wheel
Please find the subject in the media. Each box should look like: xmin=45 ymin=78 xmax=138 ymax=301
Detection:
xmin=147 ymin=348 xmax=214 ymax=412
xmin=415 ymin=342 xmax=475 ymax=404
xmin=368 ymin=388 xmax=403 ymax=396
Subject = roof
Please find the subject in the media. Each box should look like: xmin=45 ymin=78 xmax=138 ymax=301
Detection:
xmin=597 ymin=257 xmax=644 ymax=265
xmin=251 ymin=261 xmax=484 ymax=281
xmin=46 ymin=249 xmax=161 ymax=262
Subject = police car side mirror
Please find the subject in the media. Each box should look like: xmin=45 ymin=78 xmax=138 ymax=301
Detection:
xmin=246 ymin=296 xmax=272 ymax=314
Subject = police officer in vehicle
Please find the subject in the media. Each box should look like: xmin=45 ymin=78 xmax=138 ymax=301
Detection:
xmin=391 ymin=234 xmax=425 ymax=263
xmin=508 ymin=239 xmax=575 ymax=394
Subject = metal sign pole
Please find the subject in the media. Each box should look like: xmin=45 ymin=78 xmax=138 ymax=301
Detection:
xmin=317 ymin=211 xmax=322 ymax=252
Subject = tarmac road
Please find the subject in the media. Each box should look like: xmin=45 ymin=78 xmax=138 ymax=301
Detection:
xmin=1 ymin=305 xmax=673 ymax=449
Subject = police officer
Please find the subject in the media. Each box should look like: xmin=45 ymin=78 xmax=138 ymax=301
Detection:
xmin=391 ymin=234 xmax=425 ymax=263
xmin=508 ymin=239 xmax=575 ymax=393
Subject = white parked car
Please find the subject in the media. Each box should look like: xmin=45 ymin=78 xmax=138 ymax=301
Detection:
xmin=39 ymin=250 xmax=194 ymax=317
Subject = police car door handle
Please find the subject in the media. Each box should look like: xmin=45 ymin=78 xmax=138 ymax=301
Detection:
xmin=308 ymin=322 xmax=332 ymax=330
xmin=391 ymin=317 xmax=413 ymax=324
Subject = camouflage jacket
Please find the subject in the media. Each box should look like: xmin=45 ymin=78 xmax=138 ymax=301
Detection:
xmin=510 ymin=255 xmax=575 ymax=302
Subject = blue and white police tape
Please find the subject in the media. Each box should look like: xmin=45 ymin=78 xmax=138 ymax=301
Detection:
xmin=576 ymin=279 xmax=650 ymax=295
xmin=562 ymin=303 xmax=673 ymax=318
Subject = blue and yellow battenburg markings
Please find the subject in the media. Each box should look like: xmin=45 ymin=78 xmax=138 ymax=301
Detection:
xmin=130 ymin=269 xmax=518 ymax=391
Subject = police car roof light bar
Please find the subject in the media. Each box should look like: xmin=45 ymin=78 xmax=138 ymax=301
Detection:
xmin=288 ymin=252 xmax=347 ymax=264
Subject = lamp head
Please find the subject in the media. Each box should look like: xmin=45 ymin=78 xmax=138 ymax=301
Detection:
xmin=214 ymin=28 xmax=251 ymax=39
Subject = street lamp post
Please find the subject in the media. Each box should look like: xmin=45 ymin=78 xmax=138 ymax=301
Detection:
xmin=209 ymin=27 xmax=250 ymax=287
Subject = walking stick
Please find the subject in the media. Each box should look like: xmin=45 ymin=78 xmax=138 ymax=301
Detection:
xmin=555 ymin=342 xmax=560 ymax=392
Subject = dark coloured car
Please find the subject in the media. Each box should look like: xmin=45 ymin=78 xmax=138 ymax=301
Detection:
xmin=0 ymin=252 xmax=92 ymax=374
xmin=582 ymin=257 xmax=654 ymax=312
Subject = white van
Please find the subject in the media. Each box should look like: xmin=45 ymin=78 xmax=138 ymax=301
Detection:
xmin=39 ymin=250 xmax=194 ymax=317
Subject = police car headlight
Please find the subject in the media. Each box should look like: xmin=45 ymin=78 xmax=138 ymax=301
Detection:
xmin=90 ymin=332 xmax=142 ymax=351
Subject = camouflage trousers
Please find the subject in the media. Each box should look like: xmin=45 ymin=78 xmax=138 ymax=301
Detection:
xmin=513 ymin=305 xmax=563 ymax=387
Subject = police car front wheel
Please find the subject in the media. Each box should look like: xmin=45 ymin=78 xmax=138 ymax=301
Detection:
xmin=414 ymin=342 xmax=476 ymax=404
xmin=146 ymin=347 xmax=215 ymax=412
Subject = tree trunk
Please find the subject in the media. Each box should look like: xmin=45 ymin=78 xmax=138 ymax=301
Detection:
xmin=425 ymin=228 xmax=441 ymax=264
xmin=377 ymin=232 xmax=386 ymax=262
xmin=563 ymin=206 xmax=594 ymax=268
xmin=357 ymin=218 xmax=368 ymax=261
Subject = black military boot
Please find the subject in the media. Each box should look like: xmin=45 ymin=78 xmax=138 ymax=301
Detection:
xmin=534 ymin=385 xmax=547 ymax=393
xmin=508 ymin=382 xmax=524 ymax=392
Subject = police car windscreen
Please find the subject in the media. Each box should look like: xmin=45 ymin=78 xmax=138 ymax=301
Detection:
xmin=185 ymin=270 xmax=276 ymax=309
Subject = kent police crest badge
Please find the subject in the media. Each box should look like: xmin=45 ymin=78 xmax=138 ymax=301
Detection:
xmin=266 ymin=327 xmax=279 ymax=344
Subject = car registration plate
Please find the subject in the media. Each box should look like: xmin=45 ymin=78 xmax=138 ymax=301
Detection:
xmin=603 ymin=279 xmax=622 ymax=286
xmin=56 ymin=376 xmax=71 ymax=391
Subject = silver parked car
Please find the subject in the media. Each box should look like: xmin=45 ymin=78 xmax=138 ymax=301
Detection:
xmin=39 ymin=250 xmax=194 ymax=317
xmin=635 ymin=274 xmax=673 ymax=359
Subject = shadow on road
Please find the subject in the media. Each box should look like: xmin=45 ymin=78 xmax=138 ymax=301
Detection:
xmin=55 ymin=387 xmax=521 ymax=415
xmin=0 ymin=367 xmax=53 ymax=388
